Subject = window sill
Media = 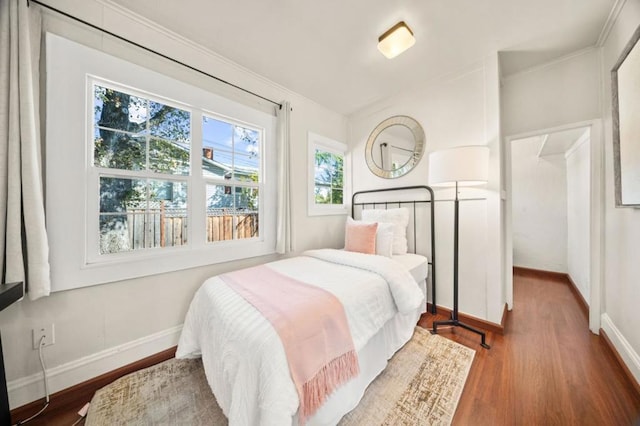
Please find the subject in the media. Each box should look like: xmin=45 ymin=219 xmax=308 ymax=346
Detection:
xmin=52 ymin=241 xmax=275 ymax=292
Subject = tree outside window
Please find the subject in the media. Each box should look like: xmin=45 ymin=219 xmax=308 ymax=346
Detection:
xmin=94 ymin=85 xmax=191 ymax=254
xmin=308 ymin=133 xmax=347 ymax=216
xmin=314 ymin=149 xmax=344 ymax=205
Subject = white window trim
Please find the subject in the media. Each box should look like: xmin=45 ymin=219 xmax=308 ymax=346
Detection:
xmin=308 ymin=132 xmax=348 ymax=216
xmin=46 ymin=33 xmax=276 ymax=292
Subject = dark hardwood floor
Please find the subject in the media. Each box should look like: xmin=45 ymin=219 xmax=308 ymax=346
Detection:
xmin=418 ymin=269 xmax=640 ymax=425
xmin=14 ymin=270 xmax=640 ymax=425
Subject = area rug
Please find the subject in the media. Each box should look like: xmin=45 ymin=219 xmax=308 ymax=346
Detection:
xmin=86 ymin=327 xmax=475 ymax=425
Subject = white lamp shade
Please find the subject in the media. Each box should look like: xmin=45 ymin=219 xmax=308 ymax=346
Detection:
xmin=428 ymin=146 xmax=489 ymax=186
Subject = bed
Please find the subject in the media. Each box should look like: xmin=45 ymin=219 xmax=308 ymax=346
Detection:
xmin=176 ymin=186 xmax=436 ymax=425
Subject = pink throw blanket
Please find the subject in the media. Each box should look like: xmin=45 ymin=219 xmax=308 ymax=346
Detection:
xmin=220 ymin=265 xmax=359 ymax=424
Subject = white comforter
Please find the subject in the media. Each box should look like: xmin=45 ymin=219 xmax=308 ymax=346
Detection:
xmin=176 ymin=249 xmax=424 ymax=426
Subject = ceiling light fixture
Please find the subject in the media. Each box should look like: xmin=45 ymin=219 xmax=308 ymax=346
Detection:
xmin=377 ymin=21 xmax=415 ymax=59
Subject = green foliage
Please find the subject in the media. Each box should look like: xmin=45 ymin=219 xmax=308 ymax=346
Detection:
xmin=95 ymin=85 xmax=261 ymax=249
xmin=314 ymin=150 xmax=344 ymax=205
xmin=95 ymin=86 xmax=191 ymax=216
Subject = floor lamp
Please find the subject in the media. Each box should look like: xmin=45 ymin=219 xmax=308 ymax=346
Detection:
xmin=429 ymin=146 xmax=491 ymax=349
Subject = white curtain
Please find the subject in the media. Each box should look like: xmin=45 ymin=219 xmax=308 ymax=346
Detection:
xmin=0 ymin=0 xmax=51 ymax=300
xmin=275 ymin=101 xmax=292 ymax=254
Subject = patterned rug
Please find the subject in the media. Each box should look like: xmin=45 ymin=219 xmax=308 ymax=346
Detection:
xmin=86 ymin=327 xmax=475 ymax=425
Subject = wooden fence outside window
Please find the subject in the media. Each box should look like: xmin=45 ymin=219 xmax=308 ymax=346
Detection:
xmin=123 ymin=206 xmax=258 ymax=249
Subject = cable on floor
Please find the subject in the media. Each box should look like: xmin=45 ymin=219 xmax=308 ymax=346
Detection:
xmin=13 ymin=335 xmax=50 ymax=425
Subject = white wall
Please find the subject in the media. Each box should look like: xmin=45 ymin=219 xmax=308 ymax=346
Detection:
xmin=600 ymin=0 xmax=640 ymax=384
xmin=348 ymin=57 xmax=504 ymax=324
xmin=566 ymin=137 xmax=591 ymax=302
xmin=511 ymin=137 xmax=568 ymax=273
xmin=502 ymin=49 xmax=601 ymax=137
xmin=0 ymin=0 xmax=348 ymax=409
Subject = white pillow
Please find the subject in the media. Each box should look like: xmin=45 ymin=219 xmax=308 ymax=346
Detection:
xmin=362 ymin=208 xmax=409 ymax=254
xmin=374 ymin=222 xmax=394 ymax=258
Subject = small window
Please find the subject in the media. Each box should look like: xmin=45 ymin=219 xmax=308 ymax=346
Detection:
xmin=314 ymin=150 xmax=343 ymax=205
xmin=308 ymin=132 xmax=348 ymax=216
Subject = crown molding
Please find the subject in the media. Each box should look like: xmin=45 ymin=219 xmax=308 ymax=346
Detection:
xmin=596 ymin=0 xmax=628 ymax=47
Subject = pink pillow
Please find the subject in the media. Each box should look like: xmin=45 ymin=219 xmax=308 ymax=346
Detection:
xmin=344 ymin=217 xmax=378 ymax=254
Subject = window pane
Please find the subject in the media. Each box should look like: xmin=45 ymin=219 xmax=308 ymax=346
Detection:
xmin=99 ymin=177 xmax=188 ymax=253
xmin=206 ymin=184 xmax=234 ymax=209
xmin=206 ymin=184 xmax=234 ymax=242
xmin=94 ymin=129 xmax=146 ymax=171
xmin=234 ymin=186 xmax=259 ymax=211
xmin=206 ymin=185 xmax=259 ymax=242
xmin=203 ymin=116 xmax=233 ymax=178
xmin=100 ymin=177 xmax=146 ymax=213
xmin=202 ymin=117 xmax=261 ymax=181
xmin=233 ymin=126 xmax=260 ymax=178
xmin=149 ymin=180 xmax=188 ymax=248
xmin=149 ymin=137 xmax=190 ymax=175
xmin=149 ymin=180 xmax=187 ymax=208
xmin=234 ymin=186 xmax=259 ymax=240
xmin=331 ymin=188 xmax=343 ymax=204
xmin=314 ymin=152 xmax=330 ymax=184
xmin=148 ymin=101 xmax=191 ymax=142
xmin=233 ymin=152 xmax=259 ymax=182
xmin=99 ymin=177 xmax=146 ymax=254
xmin=99 ymin=214 xmax=131 ymax=254
xmin=331 ymin=155 xmax=344 ymax=189
xmin=94 ymin=86 xmax=148 ymax=133
xmin=212 ymin=150 xmax=233 ymax=177
xmin=315 ymin=185 xmax=331 ymax=204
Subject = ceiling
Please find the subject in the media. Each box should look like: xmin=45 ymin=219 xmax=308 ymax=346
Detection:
xmin=110 ymin=0 xmax=616 ymax=116
xmin=536 ymin=126 xmax=590 ymax=157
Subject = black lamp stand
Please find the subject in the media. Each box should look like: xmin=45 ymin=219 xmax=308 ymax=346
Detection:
xmin=431 ymin=183 xmax=490 ymax=349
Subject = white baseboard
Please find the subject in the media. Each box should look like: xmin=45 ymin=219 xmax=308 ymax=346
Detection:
xmin=7 ymin=325 xmax=182 ymax=410
xmin=601 ymin=313 xmax=640 ymax=385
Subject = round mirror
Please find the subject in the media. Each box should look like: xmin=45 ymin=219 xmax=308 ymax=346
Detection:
xmin=365 ymin=116 xmax=425 ymax=179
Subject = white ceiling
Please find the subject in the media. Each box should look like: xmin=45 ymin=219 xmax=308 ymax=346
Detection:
xmin=110 ymin=0 xmax=616 ymax=115
xmin=538 ymin=127 xmax=590 ymax=157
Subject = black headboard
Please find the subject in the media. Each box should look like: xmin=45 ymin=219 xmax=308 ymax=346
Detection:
xmin=351 ymin=186 xmax=436 ymax=314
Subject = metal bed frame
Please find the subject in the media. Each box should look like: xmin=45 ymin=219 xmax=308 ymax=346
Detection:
xmin=351 ymin=186 xmax=436 ymax=314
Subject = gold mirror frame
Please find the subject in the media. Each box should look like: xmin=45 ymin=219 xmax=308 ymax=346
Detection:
xmin=365 ymin=115 xmax=425 ymax=179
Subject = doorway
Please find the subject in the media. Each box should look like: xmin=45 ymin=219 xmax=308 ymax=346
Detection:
xmin=504 ymin=120 xmax=603 ymax=334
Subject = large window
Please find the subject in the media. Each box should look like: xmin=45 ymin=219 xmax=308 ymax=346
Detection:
xmin=92 ymin=84 xmax=265 ymax=255
xmin=46 ymin=34 xmax=276 ymax=291
xmin=308 ymin=132 xmax=348 ymax=216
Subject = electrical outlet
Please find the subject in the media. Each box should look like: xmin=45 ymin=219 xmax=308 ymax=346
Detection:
xmin=32 ymin=324 xmax=55 ymax=349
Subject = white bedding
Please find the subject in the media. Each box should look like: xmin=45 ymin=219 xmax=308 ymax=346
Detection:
xmin=176 ymin=249 xmax=426 ymax=426
xmin=392 ymin=253 xmax=429 ymax=284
